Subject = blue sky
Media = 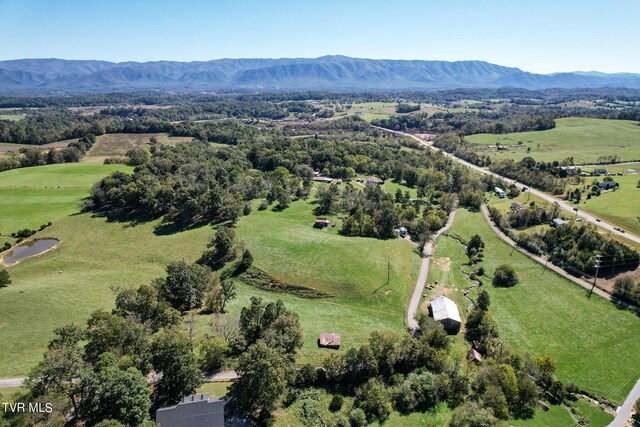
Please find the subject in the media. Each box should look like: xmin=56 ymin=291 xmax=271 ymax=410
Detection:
xmin=1 ymin=0 xmax=638 ymax=73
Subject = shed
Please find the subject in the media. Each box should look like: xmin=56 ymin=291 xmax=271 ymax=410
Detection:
xmin=318 ymin=333 xmax=341 ymax=349
xmin=429 ymin=296 xmax=461 ymax=334
xmin=510 ymin=202 xmax=524 ymax=210
xmin=366 ymin=177 xmax=380 ymax=185
xmin=314 ymin=218 xmax=330 ymax=228
xmin=467 ymin=348 xmax=483 ymax=363
xmin=551 ymin=218 xmax=567 ymax=228
xmin=597 ymin=181 xmax=618 ymax=190
xmin=398 ymin=227 xmax=407 ymax=237
xmin=156 ymin=394 xmax=225 ymax=427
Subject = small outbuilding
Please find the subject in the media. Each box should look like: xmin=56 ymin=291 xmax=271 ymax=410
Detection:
xmin=467 ymin=348 xmax=483 ymax=363
xmin=314 ymin=218 xmax=330 ymax=228
xmin=429 ymin=296 xmax=462 ymax=334
xmin=156 ymin=394 xmax=225 ymax=427
xmin=593 ymin=168 xmax=609 ymax=175
xmin=366 ymin=177 xmax=380 ymax=185
xmin=597 ymin=181 xmax=618 ymax=190
xmin=398 ymin=227 xmax=407 ymax=237
xmin=551 ymin=218 xmax=567 ymax=228
xmin=318 ymin=333 xmax=341 ymax=349
xmin=510 ymin=202 xmax=524 ymax=210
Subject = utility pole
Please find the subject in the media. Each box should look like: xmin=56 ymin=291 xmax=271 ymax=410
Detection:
xmin=589 ymin=254 xmax=602 ymax=298
xmin=387 ymin=256 xmax=390 ymax=285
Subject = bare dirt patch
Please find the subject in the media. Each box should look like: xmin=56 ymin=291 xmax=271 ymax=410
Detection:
xmin=87 ymin=133 xmax=192 ymax=157
xmin=432 ymin=257 xmax=452 ymax=272
xmin=384 ymin=289 xmax=393 ymax=296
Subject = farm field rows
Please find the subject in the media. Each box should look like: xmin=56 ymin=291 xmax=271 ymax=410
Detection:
xmin=466 ymin=117 xmax=640 ymax=164
xmin=425 ymin=208 xmax=640 ymax=404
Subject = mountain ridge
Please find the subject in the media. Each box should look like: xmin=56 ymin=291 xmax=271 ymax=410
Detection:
xmin=1 ymin=56 xmax=640 ymax=93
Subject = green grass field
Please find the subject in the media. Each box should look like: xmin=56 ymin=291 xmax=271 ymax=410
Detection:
xmin=426 ymin=208 xmax=640 ymax=404
xmin=0 ymin=163 xmax=133 ymax=233
xmin=87 ymin=132 xmax=193 ymax=157
xmin=0 ymin=212 xmax=212 ymax=377
xmin=0 ymin=114 xmax=25 ymax=121
xmin=466 ymin=118 xmax=640 ymax=164
xmin=230 ymin=197 xmax=421 ymax=364
xmin=0 ymin=170 xmax=421 ymax=376
xmin=578 ymin=175 xmax=640 ymax=235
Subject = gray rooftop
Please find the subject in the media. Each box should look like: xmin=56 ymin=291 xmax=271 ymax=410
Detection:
xmin=430 ymin=296 xmax=461 ymax=323
xmin=156 ymin=394 xmax=225 ymax=427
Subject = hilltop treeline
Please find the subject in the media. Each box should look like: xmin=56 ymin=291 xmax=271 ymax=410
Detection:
xmin=88 ymin=124 xmax=484 ymax=236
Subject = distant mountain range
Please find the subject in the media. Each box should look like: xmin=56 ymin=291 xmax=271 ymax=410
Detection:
xmin=1 ymin=56 xmax=640 ymax=94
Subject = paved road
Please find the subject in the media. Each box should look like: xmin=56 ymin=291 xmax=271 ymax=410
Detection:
xmin=372 ymin=126 xmax=640 ymax=245
xmin=479 ymin=205 xmax=614 ymax=301
xmin=609 ymin=377 xmax=640 ymax=427
xmin=0 ymin=370 xmax=239 ymax=389
xmin=0 ymin=378 xmax=24 ymax=388
xmin=407 ymin=208 xmax=457 ymax=331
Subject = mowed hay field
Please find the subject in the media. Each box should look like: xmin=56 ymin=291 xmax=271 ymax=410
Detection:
xmin=86 ymin=132 xmax=193 ymax=157
xmin=0 ymin=163 xmax=133 ymax=233
xmin=579 ymin=175 xmax=640 ymax=235
xmin=466 ymin=118 xmax=640 ymax=164
xmin=0 ymin=212 xmax=212 ymax=377
xmin=426 ymin=208 xmax=640 ymax=404
xmin=233 ymin=197 xmax=421 ymax=364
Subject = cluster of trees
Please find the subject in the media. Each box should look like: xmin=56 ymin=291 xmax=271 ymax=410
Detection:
xmin=539 ymin=224 xmax=639 ymax=276
xmin=612 ymin=276 xmax=640 ymax=306
xmin=0 ymin=134 xmax=98 ymax=172
xmin=489 ymin=158 xmax=565 ymax=195
xmin=395 ymin=103 xmax=421 ymax=113
xmin=505 ymin=202 xmax=560 ymax=229
xmin=0 ymin=269 xmax=10 ymax=288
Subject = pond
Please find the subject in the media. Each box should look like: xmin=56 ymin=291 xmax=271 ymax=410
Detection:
xmin=1 ymin=239 xmax=59 ymax=266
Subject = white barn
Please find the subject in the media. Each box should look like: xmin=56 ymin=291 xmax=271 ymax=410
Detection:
xmin=430 ymin=296 xmax=462 ymax=334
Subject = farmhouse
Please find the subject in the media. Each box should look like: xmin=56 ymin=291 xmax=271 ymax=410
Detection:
xmin=551 ymin=218 xmax=568 ymax=228
xmin=314 ymin=218 xmax=330 ymax=228
xmin=510 ymin=202 xmax=524 ymax=210
xmin=429 ymin=296 xmax=461 ymax=334
xmin=597 ymin=181 xmax=618 ymax=190
xmin=318 ymin=333 xmax=341 ymax=349
xmin=156 ymin=394 xmax=225 ymax=427
xmin=559 ymin=166 xmax=578 ymax=177
xmin=366 ymin=176 xmax=380 ymax=185
xmin=593 ymin=168 xmax=609 ymax=175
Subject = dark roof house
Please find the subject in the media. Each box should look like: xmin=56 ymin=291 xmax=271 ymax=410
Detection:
xmin=366 ymin=177 xmax=380 ymax=185
xmin=551 ymin=218 xmax=567 ymax=228
xmin=314 ymin=218 xmax=330 ymax=228
xmin=156 ymin=394 xmax=225 ymax=427
xmin=597 ymin=181 xmax=618 ymax=190
xmin=318 ymin=333 xmax=341 ymax=349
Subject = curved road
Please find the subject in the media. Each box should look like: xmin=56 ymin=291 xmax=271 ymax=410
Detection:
xmin=407 ymin=208 xmax=457 ymax=331
xmin=372 ymin=126 xmax=640 ymax=245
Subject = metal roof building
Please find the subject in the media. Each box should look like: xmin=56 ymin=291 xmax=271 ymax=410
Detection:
xmin=430 ymin=296 xmax=462 ymax=334
xmin=156 ymin=394 xmax=225 ymax=427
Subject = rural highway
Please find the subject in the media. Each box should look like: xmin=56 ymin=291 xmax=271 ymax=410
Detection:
xmin=372 ymin=126 xmax=640 ymax=245
xmin=407 ymin=208 xmax=457 ymax=331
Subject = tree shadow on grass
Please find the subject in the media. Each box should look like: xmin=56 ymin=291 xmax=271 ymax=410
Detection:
xmin=84 ymin=209 xmax=159 ymax=229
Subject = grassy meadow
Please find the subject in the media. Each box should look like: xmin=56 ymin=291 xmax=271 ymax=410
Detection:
xmin=425 ymin=208 xmax=640 ymax=404
xmin=0 ymin=166 xmax=421 ymax=376
xmin=86 ymin=132 xmax=193 ymax=158
xmin=231 ymin=197 xmax=421 ymax=364
xmin=578 ymin=174 xmax=640 ymax=235
xmin=0 ymin=163 xmax=133 ymax=233
xmin=466 ymin=118 xmax=640 ymax=164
